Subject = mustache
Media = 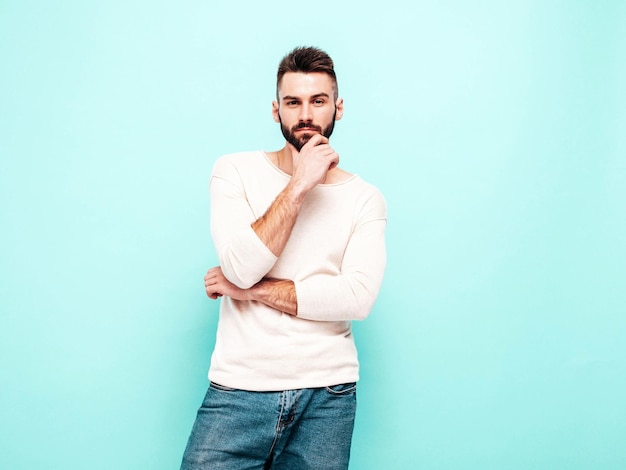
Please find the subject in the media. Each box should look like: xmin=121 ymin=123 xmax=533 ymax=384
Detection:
xmin=292 ymin=121 xmax=322 ymax=133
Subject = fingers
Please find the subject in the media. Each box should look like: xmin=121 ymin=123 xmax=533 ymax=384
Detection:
xmin=204 ymin=266 xmax=223 ymax=299
xmin=206 ymin=283 xmax=222 ymax=299
xmin=206 ymin=266 xmax=222 ymax=276
xmin=302 ymin=133 xmax=328 ymax=149
xmin=204 ymin=266 xmax=223 ymax=282
xmin=299 ymin=139 xmax=338 ymax=162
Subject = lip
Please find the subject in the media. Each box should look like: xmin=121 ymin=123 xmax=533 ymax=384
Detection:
xmin=295 ymin=128 xmax=319 ymax=132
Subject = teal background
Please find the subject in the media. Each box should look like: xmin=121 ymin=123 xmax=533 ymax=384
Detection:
xmin=1 ymin=1 xmax=625 ymax=468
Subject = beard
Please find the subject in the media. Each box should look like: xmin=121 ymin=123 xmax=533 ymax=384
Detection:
xmin=279 ymin=108 xmax=337 ymax=151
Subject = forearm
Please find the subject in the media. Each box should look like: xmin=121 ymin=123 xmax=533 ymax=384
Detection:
xmin=252 ymin=136 xmax=337 ymax=257
xmin=251 ymin=181 xmax=306 ymax=257
xmin=248 ymin=278 xmax=298 ymax=316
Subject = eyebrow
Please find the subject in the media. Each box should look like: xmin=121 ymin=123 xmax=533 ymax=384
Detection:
xmin=282 ymin=93 xmax=330 ymax=101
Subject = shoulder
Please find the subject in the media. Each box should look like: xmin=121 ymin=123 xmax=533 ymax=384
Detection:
xmin=212 ymin=150 xmax=265 ymax=177
xmin=350 ymin=177 xmax=387 ymax=218
xmin=323 ymin=174 xmax=386 ymax=220
xmin=214 ymin=150 xmax=264 ymax=168
xmin=348 ymin=175 xmax=385 ymax=199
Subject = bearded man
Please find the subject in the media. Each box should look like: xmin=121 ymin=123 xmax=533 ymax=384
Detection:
xmin=181 ymin=46 xmax=387 ymax=470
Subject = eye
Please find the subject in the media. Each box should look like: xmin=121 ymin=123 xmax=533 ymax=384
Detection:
xmin=287 ymin=100 xmax=299 ymax=106
xmin=313 ymin=99 xmax=325 ymax=106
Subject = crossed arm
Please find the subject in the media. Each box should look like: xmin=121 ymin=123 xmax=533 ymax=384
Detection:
xmin=205 ymin=135 xmax=339 ymax=316
xmin=204 ymin=267 xmax=298 ymax=315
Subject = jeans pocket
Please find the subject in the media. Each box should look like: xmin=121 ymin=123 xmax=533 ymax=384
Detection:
xmin=325 ymin=382 xmax=357 ymax=396
xmin=209 ymin=381 xmax=237 ymax=392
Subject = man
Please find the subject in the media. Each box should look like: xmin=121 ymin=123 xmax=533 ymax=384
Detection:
xmin=181 ymin=46 xmax=386 ymax=470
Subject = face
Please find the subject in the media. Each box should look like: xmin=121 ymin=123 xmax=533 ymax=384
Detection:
xmin=273 ymin=72 xmax=344 ymax=151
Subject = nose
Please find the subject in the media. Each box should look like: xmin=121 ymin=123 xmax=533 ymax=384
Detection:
xmin=298 ymin=102 xmax=312 ymax=122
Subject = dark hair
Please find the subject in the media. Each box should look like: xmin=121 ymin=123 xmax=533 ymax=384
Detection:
xmin=276 ymin=46 xmax=338 ymax=99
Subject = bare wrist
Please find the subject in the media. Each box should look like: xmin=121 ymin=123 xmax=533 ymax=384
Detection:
xmin=285 ymin=179 xmax=310 ymax=205
xmin=246 ymin=282 xmax=262 ymax=302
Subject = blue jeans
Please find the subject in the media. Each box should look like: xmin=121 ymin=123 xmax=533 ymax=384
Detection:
xmin=180 ymin=381 xmax=357 ymax=469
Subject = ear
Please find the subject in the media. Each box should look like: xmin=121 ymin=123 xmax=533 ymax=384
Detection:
xmin=335 ymin=97 xmax=344 ymax=121
xmin=272 ymin=100 xmax=280 ymax=123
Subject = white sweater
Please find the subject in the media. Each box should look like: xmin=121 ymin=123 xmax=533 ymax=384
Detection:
xmin=207 ymin=151 xmax=386 ymax=391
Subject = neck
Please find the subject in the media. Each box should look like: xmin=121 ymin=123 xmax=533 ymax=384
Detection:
xmin=277 ymin=144 xmax=297 ymax=175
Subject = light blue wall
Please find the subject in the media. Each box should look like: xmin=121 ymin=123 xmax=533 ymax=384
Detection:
xmin=1 ymin=1 xmax=625 ymax=468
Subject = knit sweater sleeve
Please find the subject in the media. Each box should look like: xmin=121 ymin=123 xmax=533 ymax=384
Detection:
xmin=294 ymin=188 xmax=387 ymax=321
xmin=209 ymin=156 xmax=278 ymax=289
